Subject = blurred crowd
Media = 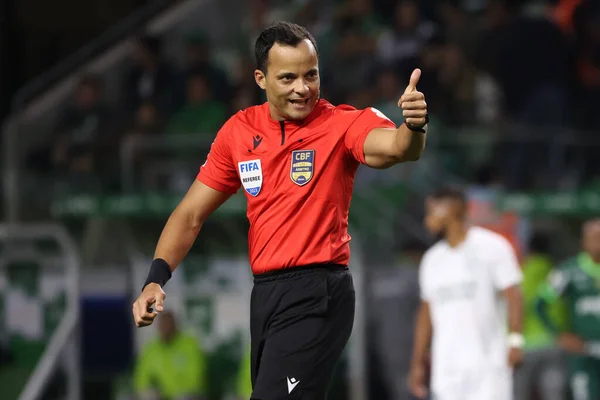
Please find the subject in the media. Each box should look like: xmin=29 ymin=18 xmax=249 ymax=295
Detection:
xmin=22 ymin=0 xmax=600 ymax=194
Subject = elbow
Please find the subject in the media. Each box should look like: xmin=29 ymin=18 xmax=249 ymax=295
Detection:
xmin=373 ymin=152 xmax=419 ymax=169
xmin=171 ymin=204 xmax=205 ymax=233
xmin=370 ymin=155 xmax=403 ymax=169
xmin=396 ymin=137 xmax=426 ymax=163
xmin=397 ymin=146 xmax=424 ymax=163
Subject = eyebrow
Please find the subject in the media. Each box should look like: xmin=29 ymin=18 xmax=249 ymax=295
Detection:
xmin=276 ymin=69 xmax=318 ymax=79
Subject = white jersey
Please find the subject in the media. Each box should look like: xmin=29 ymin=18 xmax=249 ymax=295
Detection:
xmin=419 ymin=226 xmax=522 ymax=400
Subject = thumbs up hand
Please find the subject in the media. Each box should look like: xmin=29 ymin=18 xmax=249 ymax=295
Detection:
xmin=398 ymin=68 xmax=428 ymax=130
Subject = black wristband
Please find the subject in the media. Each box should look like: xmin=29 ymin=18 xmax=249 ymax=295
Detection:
xmin=405 ymin=113 xmax=429 ymax=133
xmin=142 ymin=258 xmax=172 ymax=291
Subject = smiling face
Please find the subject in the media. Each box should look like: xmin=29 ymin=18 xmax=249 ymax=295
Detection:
xmin=254 ymin=39 xmax=320 ymax=121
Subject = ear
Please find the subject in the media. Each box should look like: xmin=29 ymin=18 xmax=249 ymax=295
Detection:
xmin=254 ymin=69 xmax=266 ymax=90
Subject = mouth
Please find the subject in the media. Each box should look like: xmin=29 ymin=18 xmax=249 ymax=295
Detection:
xmin=288 ymin=98 xmax=311 ymax=108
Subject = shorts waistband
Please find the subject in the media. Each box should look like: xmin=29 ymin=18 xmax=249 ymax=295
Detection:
xmin=253 ymin=264 xmax=348 ymax=283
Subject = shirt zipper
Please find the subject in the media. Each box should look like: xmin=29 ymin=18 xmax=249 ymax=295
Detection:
xmin=279 ymin=121 xmax=285 ymax=145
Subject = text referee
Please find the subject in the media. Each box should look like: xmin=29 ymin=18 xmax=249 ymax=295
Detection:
xmin=132 ymin=21 xmax=429 ymax=399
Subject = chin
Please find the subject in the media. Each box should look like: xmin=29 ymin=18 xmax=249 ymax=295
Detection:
xmin=284 ymin=109 xmax=309 ymax=121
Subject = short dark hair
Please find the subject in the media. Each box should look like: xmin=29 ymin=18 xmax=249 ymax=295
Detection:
xmin=254 ymin=21 xmax=318 ymax=73
xmin=429 ymin=186 xmax=467 ymax=205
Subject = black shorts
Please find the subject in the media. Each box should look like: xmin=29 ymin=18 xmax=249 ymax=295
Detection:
xmin=249 ymin=264 xmax=355 ymax=400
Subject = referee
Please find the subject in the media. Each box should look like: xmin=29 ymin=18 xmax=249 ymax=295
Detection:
xmin=133 ymin=21 xmax=428 ymax=399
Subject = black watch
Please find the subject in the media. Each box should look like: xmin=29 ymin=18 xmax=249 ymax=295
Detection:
xmin=405 ymin=113 xmax=429 ymax=133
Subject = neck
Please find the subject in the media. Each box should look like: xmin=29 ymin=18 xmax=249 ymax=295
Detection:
xmin=269 ymin=105 xmax=285 ymax=121
xmin=445 ymin=221 xmax=468 ymax=248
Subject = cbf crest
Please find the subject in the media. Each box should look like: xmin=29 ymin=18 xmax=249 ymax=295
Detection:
xmin=290 ymin=150 xmax=315 ymax=186
xmin=238 ymin=159 xmax=263 ymax=196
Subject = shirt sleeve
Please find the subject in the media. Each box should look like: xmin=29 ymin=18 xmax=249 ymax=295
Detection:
xmin=344 ymin=107 xmax=397 ymax=164
xmin=418 ymin=252 xmax=432 ymax=301
xmin=491 ymin=236 xmax=523 ymax=291
xmin=196 ymin=116 xmax=241 ymax=194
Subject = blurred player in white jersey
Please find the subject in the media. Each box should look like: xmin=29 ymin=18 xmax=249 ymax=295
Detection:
xmin=408 ymin=186 xmax=524 ymax=400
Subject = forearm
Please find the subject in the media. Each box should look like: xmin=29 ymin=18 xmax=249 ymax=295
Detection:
xmin=154 ymin=208 xmax=203 ymax=271
xmin=395 ymin=123 xmax=427 ymax=162
xmin=411 ymin=302 xmax=432 ymax=367
xmin=506 ymin=288 xmax=524 ymax=334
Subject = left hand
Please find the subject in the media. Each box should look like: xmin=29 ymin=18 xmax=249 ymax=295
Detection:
xmin=508 ymin=346 xmax=524 ymax=368
xmin=398 ymin=68 xmax=428 ymax=128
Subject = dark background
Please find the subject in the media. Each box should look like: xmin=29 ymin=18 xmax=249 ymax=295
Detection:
xmin=0 ymin=0 xmax=152 ymax=120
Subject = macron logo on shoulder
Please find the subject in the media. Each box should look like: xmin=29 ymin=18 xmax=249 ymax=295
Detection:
xmin=287 ymin=376 xmax=300 ymax=393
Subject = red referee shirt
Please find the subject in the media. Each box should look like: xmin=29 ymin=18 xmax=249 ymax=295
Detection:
xmin=197 ymin=99 xmax=396 ymax=274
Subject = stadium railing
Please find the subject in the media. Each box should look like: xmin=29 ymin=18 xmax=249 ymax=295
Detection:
xmin=0 ymin=224 xmax=80 ymax=400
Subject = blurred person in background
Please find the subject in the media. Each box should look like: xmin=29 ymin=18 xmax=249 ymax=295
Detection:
xmin=123 ymin=101 xmax=166 ymax=190
xmin=166 ymin=72 xmax=227 ymax=138
xmin=164 ymin=72 xmax=228 ymax=191
xmin=333 ymin=0 xmax=384 ymax=39
xmin=435 ymin=0 xmax=480 ymax=63
xmin=327 ymin=0 xmax=384 ymax=103
xmin=477 ymin=0 xmax=572 ymax=189
xmin=123 ymin=35 xmax=176 ymax=115
xmin=536 ymin=219 xmax=600 ymax=400
xmin=27 ymin=73 xmax=115 ymax=190
xmin=178 ymin=32 xmax=233 ymax=105
xmin=409 ymin=186 xmax=524 ymax=400
xmin=327 ymin=15 xmax=380 ymax=104
xmin=376 ymin=0 xmax=437 ymax=79
xmin=514 ymin=232 xmax=567 ymax=400
xmin=134 ymin=310 xmax=206 ymax=400
xmin=432 ymin=41 xmax=477 ymax=126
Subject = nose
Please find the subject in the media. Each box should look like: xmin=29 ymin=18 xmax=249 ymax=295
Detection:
xmin=293 ymin=79 xmax=310 ymax=96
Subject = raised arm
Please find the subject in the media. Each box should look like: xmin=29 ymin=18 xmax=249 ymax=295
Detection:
xmin=363 ymin=68 xmax=428 ymax=169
